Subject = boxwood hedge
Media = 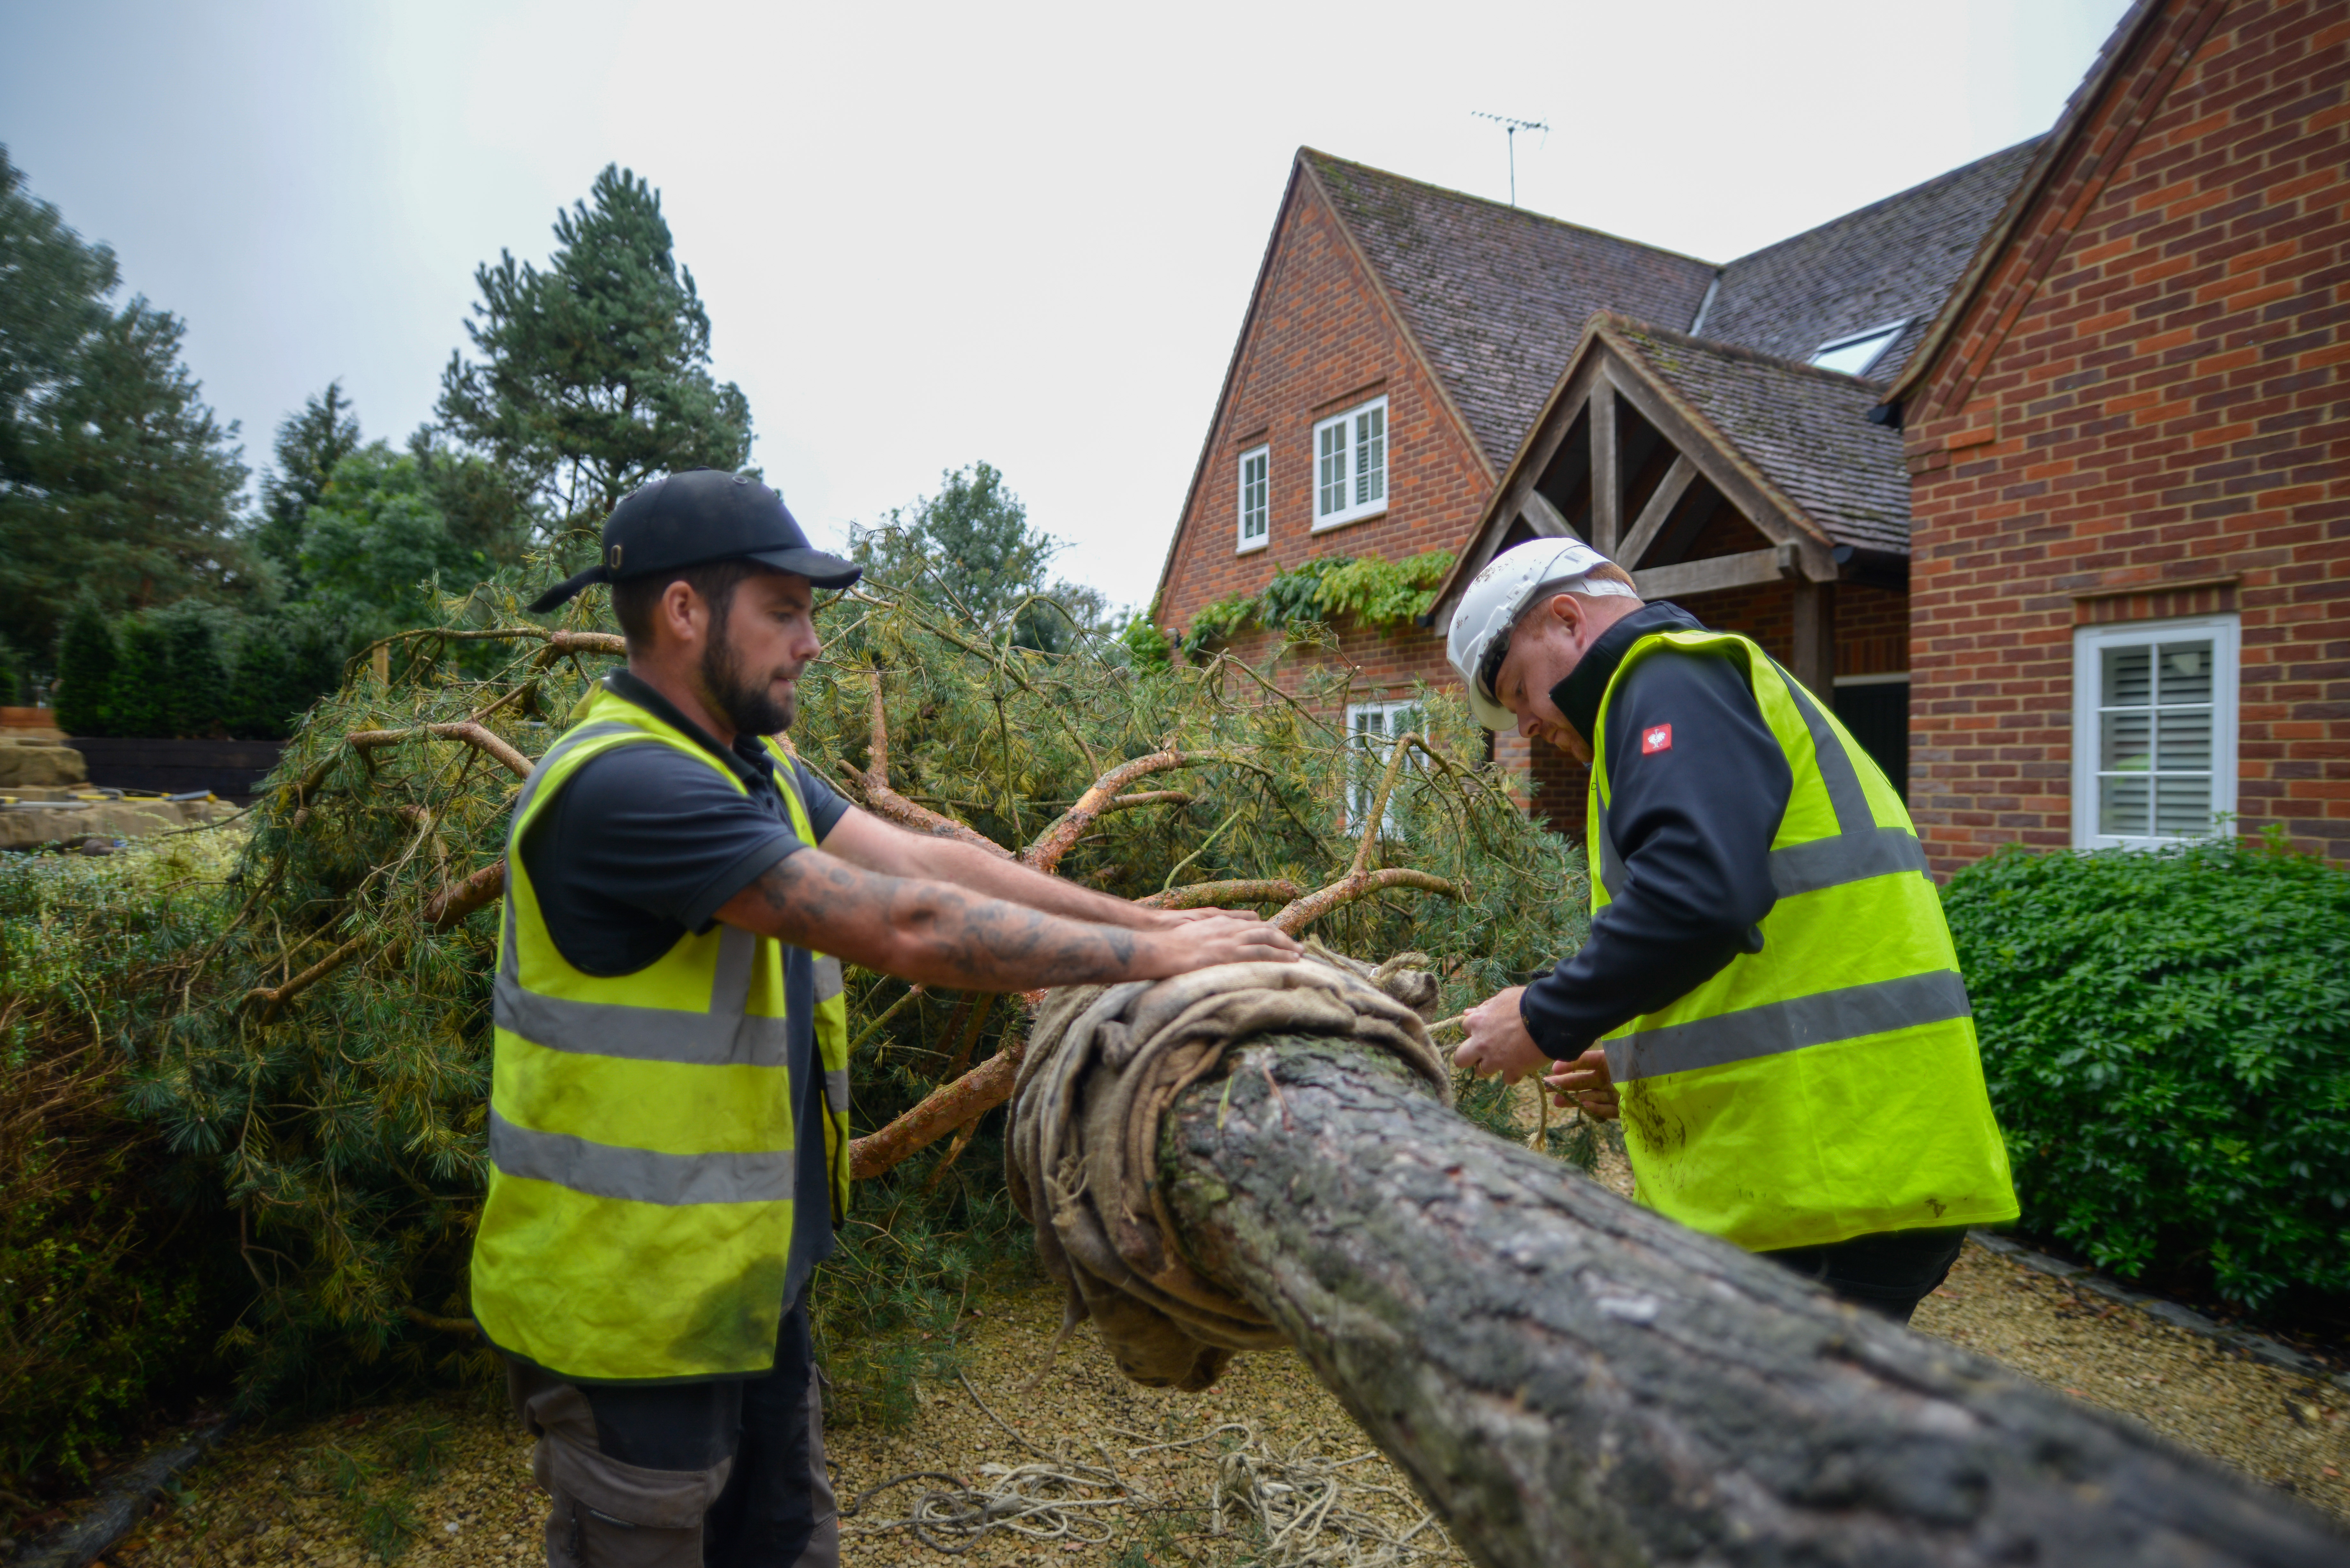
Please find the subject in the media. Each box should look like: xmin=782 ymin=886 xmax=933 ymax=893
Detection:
xmin=1943 ymin=834 xmax=2350 ymax=1311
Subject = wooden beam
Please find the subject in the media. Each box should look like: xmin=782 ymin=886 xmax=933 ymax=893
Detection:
xmin=1633 ymin=546 xmax=1794 ymax=599
xmin=1602 ymin=365 xmax=1838 ymax=582
xmin=1589 ymin=376 xmax=1620 ymax=554
xmin=1613 ymin=453 xmax=1696 ymax=569
xmin=1793 ymin=578 xmax=1836 ymax=699
xmin=1520 ymin=490 xmax=1572 ymax=539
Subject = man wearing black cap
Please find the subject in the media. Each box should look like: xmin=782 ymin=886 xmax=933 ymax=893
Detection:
xmin=470 ymin=470 xmax=1297 ymax=1568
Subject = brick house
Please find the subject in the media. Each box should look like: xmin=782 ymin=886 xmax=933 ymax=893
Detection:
xmin=1883 ymin=0 xmax=2350 ymax=871
xmin=1152 ymin=140 xmax=2039 ymax=821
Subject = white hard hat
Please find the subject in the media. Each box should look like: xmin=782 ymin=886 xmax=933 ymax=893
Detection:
xmin=1445 ymin=537 xmax=1639 ymax=730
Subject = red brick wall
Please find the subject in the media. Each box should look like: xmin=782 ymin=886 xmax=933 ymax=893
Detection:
xmin=1904 ymin=0 xmax=2350 ymax=871
xmin=1156 ymin=172 xmax=1496 ymax=640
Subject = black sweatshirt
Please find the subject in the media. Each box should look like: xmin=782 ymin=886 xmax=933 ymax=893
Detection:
xmin=1519 ymin=602 xmax=1793 ymax=1059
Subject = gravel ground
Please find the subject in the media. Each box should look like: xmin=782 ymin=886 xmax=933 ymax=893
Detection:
xmin=67 ymin=1121 xmax=2350 ymax=1564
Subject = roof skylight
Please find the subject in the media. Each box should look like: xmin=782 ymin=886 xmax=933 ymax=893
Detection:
xmin=1810 ymin=322 xmax=1906 ymax=377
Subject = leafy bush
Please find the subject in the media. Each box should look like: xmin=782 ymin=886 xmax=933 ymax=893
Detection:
xmin=1 ymin=834 xmax=247 ymax=1499
xmin=49 ymin=602 xmax=345 ymax=741
xmin=1176 ymin=550 xmax=1453 ymax=657
xmin=53 ymin=597 xmax=118 ymax=736
xmin=1944 ymin=834 xmax=2350 ymax=1310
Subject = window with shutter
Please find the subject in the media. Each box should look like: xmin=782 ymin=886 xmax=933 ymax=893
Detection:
xmin=1312 ymin=396 xmax=1388 ymax=531
xmin=2072 ymin=614 xmax=2238 ymax=848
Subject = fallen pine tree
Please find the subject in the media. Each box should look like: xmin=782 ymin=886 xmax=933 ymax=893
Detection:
xmin=1008 ymin=957 xmax=2350 ymax=1567
xmin=87 ymin=555 xmax=1579 ymax=1404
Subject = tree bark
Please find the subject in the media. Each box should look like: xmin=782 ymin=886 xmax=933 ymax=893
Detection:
xmin=1157 ymin=1037 xmax=2342 ymax=1568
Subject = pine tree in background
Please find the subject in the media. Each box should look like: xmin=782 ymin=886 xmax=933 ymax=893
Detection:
xmin=254 ymin=381 xmax=362 ymax=587
xmin=436 ymin=164 xmax=754 ymax=534
xmin=52 ymin=598 xmax=119 ymax=736
xmin=110 ymin=619 xmax=171 ymax=738
xmin=0 ymin=148 xmax=251 ymax=655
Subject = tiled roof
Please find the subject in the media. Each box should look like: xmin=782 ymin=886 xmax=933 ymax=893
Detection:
xmin=1303 ymin=150 xmax=1718 ymax=467
xmin=1611 ymin=320 xmax=1911 ymax=555
xmin=1695 ymin=138 xmax=2045 ymax=381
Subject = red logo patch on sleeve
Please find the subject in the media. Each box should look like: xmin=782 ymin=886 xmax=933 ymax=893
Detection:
xmin=1641 ymin=724 xmax=1673 ymax=755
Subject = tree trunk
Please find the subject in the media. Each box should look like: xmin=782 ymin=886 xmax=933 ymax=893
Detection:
xmin=1156 ymin=1038 xmax=2342 ymax=1568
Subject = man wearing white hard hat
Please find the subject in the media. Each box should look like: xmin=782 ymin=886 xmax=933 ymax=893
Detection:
xmin=1446 ymin=537 xmax=2015 ymax=1323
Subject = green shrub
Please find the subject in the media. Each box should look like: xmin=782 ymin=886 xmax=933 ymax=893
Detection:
xmin=53 ymin=598 xmax=118 ymax=736
xmin=1943 ymin=834 xmax=2350 ymax=1310
xmin=1 ymin=835 xmax=248 ymax=1495
xmin=111 ymin=617 xmax=172 ymax=737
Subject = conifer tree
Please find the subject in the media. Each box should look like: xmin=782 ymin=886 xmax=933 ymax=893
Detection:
xmin=254 ymin=382 xmax=362 ymax=585
xmin=0 ymin=149 xmax=251 ymax=653
xmin=436 ymin=164 xmax=754 ymax=534
xmin=110 ymin=618 xmax=171 ymax=738
xmin=51 ymin=598 xmax=118 ymax=736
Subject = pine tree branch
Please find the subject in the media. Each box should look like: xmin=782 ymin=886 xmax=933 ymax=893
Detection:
xmin=1133 ymin=878 xmax=1304 ymax=911
xmin=347 ymin=721 xmax=533 ymax=781
xmin=1019 ymin=750 xmax=1243 ymax=874
xmin=1271 ymin=868 xmax=1465 ymax=937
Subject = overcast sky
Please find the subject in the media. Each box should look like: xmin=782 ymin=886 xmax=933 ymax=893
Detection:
xmin=2 ymin=0 xmax=2132 ymax=610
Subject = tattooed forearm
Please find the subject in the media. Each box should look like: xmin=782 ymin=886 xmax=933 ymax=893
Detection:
xmin=725 ymin=847 xmax=1161 ymax=989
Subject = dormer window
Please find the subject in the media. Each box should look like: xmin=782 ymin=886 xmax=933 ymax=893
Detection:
xmin=1810 ymin=322 xmax=1906 ymax=378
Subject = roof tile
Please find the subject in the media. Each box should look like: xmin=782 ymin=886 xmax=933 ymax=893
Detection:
xmin=1302 ymin=151 xmax=1717 ymax=467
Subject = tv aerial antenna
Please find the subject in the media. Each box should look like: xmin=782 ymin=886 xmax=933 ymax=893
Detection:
xmin=1471 ymin=111 xmax=1550 ymax=207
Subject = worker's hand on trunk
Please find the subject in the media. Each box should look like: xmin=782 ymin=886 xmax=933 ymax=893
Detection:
xmin=1454 ymin=987 xmax=1552 ymax=1083
xmin=1152 ymin=913 xmax=1301 ymax=973
xmin=1545 ymin=1048 xmax=1620 ymax=1122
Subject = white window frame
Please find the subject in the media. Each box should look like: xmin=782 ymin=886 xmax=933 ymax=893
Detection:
xmin=2071 ymin=613 xmax=2239 ymax=850
xmin=1311 ymin=396 xmax=1388 ymax=532
xmin=1236 ymin=444 xmax=1270 ymax=553
xmin=1809 ymin=320 xmax=1907 ymax=378
xmin=1345 ymin=697 xmax=1421 ymax=833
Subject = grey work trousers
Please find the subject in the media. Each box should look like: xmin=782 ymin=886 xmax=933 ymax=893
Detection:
xmin=506 ymin=1296 xmax=838 ymax=1568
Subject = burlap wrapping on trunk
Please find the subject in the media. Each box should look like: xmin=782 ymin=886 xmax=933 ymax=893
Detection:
xmin=1006 ymin=949 xmax=1449 ymax=1391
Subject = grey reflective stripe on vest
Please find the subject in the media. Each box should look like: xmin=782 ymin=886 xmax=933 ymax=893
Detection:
xmin=825 ymin=1069 xmax=851 ymax=1116
xmin=812 ymin=955 xmax=843 ymax=1004
xmin=498 ymin=860 xmax=791 ymax=1065
xmin=489 ymin=1110 xmax=795 ymax=1205
xmin=1594 ymin=655 xmax=1925 ymax=904
xmin=1766 ymin=825 xmax=1928 ymax=898
xmin=1603 ymin=969 xmax=1972 ymax=1084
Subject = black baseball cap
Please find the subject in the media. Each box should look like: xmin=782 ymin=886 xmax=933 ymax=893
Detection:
xmin=528 ymin=469 xmax=861 ymax=612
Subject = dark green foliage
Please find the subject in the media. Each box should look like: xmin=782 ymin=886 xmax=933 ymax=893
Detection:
xmin=160 ymin=605 xmax=228 ymax=739
xmin=299 ymin=443 xmax=494 ymax=643
xmin=0 ymin=640 xmax=23 ymax=706
xmin=256 ymin=382 xmax=364 ymax=586
xmin=1177 ymin=550 xmax=1454 ymax=658
xmin=1 ymin=837 xmax=248 ymax=1496
xmin=0 ymin=149 xmax=252 ymax=654
xmin=111 ymin=616 xmax=172 ymax=738
xmin=52 ymin=597 xmax=118 ymax=735
xmin=1943 ymin=835 xmax=2350 ymax=1310
xmin=849 ymin=462 xmax=1112 ymax=654
xmin=436 ymin=164 xmax=753 ymax=532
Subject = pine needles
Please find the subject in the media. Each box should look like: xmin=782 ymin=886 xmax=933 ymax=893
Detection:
xmin=26 ymin=546 xmax=1588 ymax=1415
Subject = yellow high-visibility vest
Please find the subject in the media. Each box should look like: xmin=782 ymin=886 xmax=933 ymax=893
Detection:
xmin=1588 ymin=630 xmax=2017 ymax=1251
xmin=469 ymin=685 xmax=852 ymax=1381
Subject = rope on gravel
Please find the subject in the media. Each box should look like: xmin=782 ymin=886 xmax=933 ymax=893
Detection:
xmin=840 ymin=1411 xmax=1452 ymax=1565
xmin=1004 ymin=947 xmax=1449 ymax=1391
